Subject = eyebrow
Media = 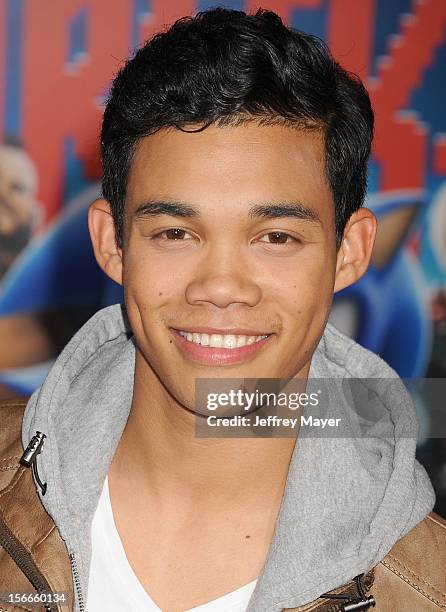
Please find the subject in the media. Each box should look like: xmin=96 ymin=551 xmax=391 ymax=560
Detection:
xmin=133 ymin=199 xmax=321 ymax=223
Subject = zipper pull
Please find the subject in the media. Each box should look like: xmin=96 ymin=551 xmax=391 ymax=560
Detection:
xmin=321 ymin=574 xmax=375 ymax=611
xmin=20 ymin=431 xmax=47 ymax=496
xmin=343 ymin=598 xmax=375 ymax=611
xmin=342 ymin=574 xmax=375 ymax=611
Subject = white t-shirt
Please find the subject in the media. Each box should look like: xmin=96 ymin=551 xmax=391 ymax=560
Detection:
xmin=86 ymin=475 xmax=257 ymax=611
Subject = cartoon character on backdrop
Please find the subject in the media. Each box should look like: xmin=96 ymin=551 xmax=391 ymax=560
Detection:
xmin=0 ymin=182 xmax=123 ymax=396
xmin=329 ymin=188 xmax=437 ymax=444
xmin=422 ymin=181 xmax=446 ymax=376
xmin=416 ymin=181 xmax=446 ymax=505
xmin=330 ymin=190 xmax=432 ymax=379
xmin=0 ymin=134 xmax=43 ymax=279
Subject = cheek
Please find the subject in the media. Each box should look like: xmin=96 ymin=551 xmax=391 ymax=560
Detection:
xmin=123 ymin=232 xmax=203 ymax=314
xmin=268 ymin=246 xmax=335 ymax=315
xmin=10 ymin=192 xmax=30 ymax=206
xmin=124 ymin=243 xmax=168 ymax=298
xmin=275 ymin=255 xmax=334 ymax=369
xmin=122 ymin=251 xmax=161 ymax=329
xmin=23 ymin=195 xmax=37 ymax=211
xmin=122 ymin=247 xmax=188 ymax=338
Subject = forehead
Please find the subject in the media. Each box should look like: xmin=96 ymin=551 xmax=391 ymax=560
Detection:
xmin=126 ymin=122 xmax=332 ymax=218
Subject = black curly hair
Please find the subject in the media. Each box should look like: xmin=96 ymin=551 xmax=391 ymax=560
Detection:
xmin=101 ymin=7 xmax=374 ymax=250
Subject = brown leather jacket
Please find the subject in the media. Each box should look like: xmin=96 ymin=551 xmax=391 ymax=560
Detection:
xmin=1 ymin=399 xmax=445 ymax=612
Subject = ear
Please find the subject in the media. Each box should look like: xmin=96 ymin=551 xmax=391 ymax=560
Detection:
xmin=88 ymin=198 xmax=123 ymax=286
xmin=334 ymin=207 xmax=377 ymax=293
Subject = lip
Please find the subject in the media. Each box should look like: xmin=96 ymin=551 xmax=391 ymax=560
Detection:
xmin=171 ymin=326 xmax=274 ymax=336
xmin=169 ymin=328 xmax=275 ymax=365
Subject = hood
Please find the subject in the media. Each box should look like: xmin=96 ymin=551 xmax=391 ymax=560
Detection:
xmin=22 ymin=303 xmax=435 ymax=612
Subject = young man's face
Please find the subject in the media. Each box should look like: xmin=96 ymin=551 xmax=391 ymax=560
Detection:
xmin=91 ymin=122 xmax=375 ymax=413
xmin=0 ymin=145 xmax=39 ymax=235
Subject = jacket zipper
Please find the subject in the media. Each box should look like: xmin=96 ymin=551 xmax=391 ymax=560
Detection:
xmin=0 ymin=516 xmax=57 ymax=612
xmin=20 ymin=431 xmax=48 ymax=496
xmin=19 ymin=433 xmax=85 ymax=611
xmin=320 ymin=574 xmax=375 ymax=611
xmin=69 ymin=552 xmax=85 ymax=612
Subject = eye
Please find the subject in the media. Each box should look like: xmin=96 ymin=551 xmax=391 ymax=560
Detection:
xmin=152 ymin=228 xmax=193 ymax=241
xmin=258 ymin=232 xmax=298 ymax=245
xmin=10 ymin=181 xmax=26 ymax=194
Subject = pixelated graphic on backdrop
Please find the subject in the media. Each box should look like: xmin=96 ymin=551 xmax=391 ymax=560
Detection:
xmin=0 ymin=1 xmax=445 ymax=509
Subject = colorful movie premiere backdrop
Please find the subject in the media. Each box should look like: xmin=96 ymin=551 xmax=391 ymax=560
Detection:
xmin=0 ymin=0 xmax=446 ymax=497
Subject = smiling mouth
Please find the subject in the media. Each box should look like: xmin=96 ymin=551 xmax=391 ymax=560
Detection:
xmin=169 ymin=327 xmax=275 ymax=365
xmin=173 ymin=329 xmax=272 ymax=349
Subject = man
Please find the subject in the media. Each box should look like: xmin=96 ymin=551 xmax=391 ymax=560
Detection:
xmin=0 ymin=134 xmax=42 ymax=280
xmin=0 ymin=135 xmax=47 ymax=398
xmin=0 ymin=7 xmax=444 ymax=612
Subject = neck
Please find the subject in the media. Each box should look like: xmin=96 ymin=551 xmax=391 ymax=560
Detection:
xmin=110 ymin=348 xmax=310 ymax=509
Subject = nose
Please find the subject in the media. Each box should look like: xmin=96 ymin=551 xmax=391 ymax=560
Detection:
xmin=185 ymin=241 xmax=262 ymax=309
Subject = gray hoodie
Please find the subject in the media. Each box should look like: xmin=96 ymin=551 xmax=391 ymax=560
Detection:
xmin=21 ymin=303 xmax=435 ymax=612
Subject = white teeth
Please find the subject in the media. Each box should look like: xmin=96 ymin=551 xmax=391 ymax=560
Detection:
xmin=236 ymin=335 xmax=247 ymax=348
xmin=223 ymin=335 xmax=237 ymax=349
xmin=178 ymin=330 xmax=269 ymax=349
xmin=209 ymin=334 xmax=223 ymax=348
